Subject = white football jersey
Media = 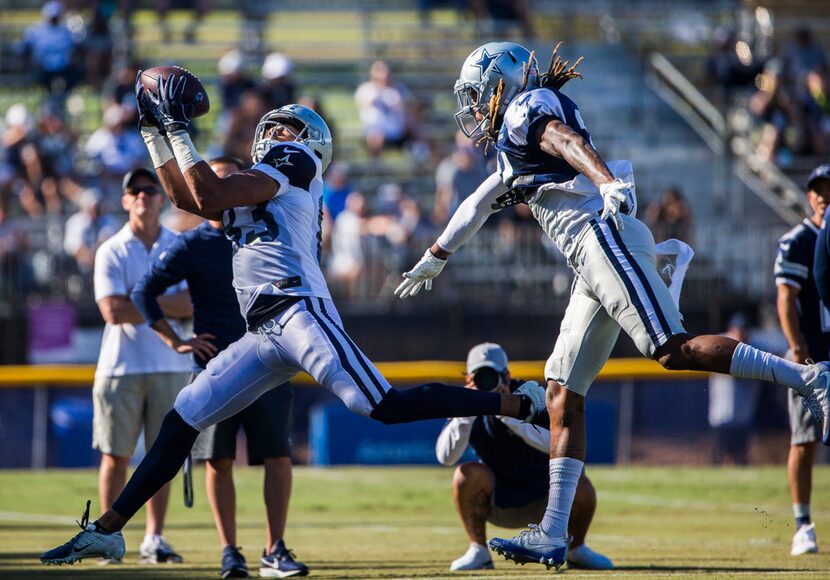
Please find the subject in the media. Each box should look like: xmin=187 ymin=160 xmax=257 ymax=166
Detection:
xmin=223 ymin=141 xmax=331 ymax=320
xmin=497 ymin=87 xmax=634 ymax=261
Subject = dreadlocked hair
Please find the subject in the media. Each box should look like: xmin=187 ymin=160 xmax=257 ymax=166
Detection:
xmin=540 ymin=41 xmax=584 ymax=90
xmin=477 ymin=51 xmax=538 ymax=149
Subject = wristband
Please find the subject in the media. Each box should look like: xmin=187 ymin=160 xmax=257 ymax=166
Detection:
xmin=140 ymin=127 xmax=174 ymax=168
xmin=167 ymin=129 xmax=203 ymax=173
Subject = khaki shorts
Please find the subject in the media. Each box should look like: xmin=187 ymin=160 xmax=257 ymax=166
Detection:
xmin=788 ymin=388 xmax=821 ymax=445
xmin=489 ymin=494 xmax=548 ymax=529
xmin=93 ymin=372 xmax=191 ymax=457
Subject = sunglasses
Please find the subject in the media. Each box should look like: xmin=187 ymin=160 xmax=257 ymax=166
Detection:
xmin=126 ymin=185 xmax=161 ymax=196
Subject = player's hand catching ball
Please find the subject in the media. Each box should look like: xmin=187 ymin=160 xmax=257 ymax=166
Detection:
xmin=599 ymin=179 xmax=633 ymax=232
xmin=395 ymin=249 xmax=447 ymax=299
xmin=135 ymin=70 xmax=165 ymax=134
xmin=146 ymin=74 xmax=204 ymax=133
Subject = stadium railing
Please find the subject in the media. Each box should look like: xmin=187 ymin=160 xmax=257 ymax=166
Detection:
xmin=0 ymin=359 xmax=706 ymax=469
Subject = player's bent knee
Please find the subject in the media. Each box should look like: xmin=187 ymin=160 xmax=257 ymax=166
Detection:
xmin=454 ymin=462 xmax=492 ymax=491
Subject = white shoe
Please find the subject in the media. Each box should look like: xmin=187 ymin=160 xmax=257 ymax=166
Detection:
xmin=450 ymin=543 xmax=494 ymax=571
xmin=40 ymin=501 xmax=125 ymax=565
xmin=791 ymin=523 xmax=819 ymax=556
xmin=568 ymin=543 xmax=614 ymax=569
xmin=801 ymin=362 xmax=830 ymax=444
xmin=139 ymin=535 xmax=184 ymax=564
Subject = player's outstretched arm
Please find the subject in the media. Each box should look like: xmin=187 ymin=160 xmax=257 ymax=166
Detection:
xmin=395 ymin=173 xmax=507 ymax=299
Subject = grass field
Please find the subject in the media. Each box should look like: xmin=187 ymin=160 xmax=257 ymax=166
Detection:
xmin=1 ymin=466 xmax=829 ymax=579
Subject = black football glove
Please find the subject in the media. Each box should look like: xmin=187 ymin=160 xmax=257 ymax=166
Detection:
xmin=135 ymin=70 xmax=166 ymax=135
xmin=146 ymin=74 xmax=204 ymax=133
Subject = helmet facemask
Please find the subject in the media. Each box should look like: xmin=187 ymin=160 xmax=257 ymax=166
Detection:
xmin=251 ymin=115 xmax=307 ymax=164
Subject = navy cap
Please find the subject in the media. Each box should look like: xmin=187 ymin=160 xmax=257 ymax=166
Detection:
xmin=121 ymin=167 xmax=160 ymax=192
xmin=807 ymin=164 xmax=830 ymax=191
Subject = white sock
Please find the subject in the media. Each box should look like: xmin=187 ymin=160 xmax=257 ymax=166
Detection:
xmin=143 ymin=533 xmax=160 ymax=545
xmin=540 ymin=457 xmax=583 ymax=538
xmin=729 ymin=343 xmax=808 ymax=394
xmin=793 ymin=503 xmax=810 ymax=518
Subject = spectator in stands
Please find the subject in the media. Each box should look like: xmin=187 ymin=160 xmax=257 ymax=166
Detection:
xmin=82 ymin=0 xmax=115 ymax=90
xmin=329 ymin=190 xmax=368 ymax=298
xmin=64 ymin=189 xmax=119 ymax=274
xmin=706 ymin=27 xmax=761 ymax=105
xmin=643 ymin=186 xmax=693 ymax=244
xmin=92 ymin=168 xmax=192 ymax=564
xmin=749 ymin=58 xmax=797 ymax=163
xmin=2 ymin=104 xmax=44 ymax=216
xmin=259 ymin=52 xmax=297 ymax=110
xmin=354 ymin=60 xmax=412 ymax=156
xmin=469 ymin=0 xmax=534 ymax=39
xmin=103 ymin=62 xmax=143 ymax=121
xmin=783 ymin=27 xmax=827 ymax=101
xmin=85 ymin=105 xmax=148 ymax=197
xmin=436 ymin=342 xmax=611 ymax=571
xmin=707 ymin=314 xmax=760 ymax=465
xmin=19 ymin=2 xmax=82 ymax=108
xmin=775 ymin=164 xmax=830 ymax=557
xmin=34 ymin=105 xmax=83 ymax=208
xmin=781 ymin=28 xmax=830 ymax=157
xmin=216 ymin=49 xmax=254 ymax=135
xmin=157 ymin=0 xmax=208 ymax=43
xmin=433 ymin=131 xmax=491 ymax=225
xmin=375 ymin=183 xmax=427 ymax=251
xmin=322 ymin=162 xmax=351 ymax=221
xmin=223 ymin=89 xmax=266 ymax=166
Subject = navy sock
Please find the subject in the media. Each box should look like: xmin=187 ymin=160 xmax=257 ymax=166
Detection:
xmin=111 ymin=410 xmax=199 ymax=520
xmin=369 ymin=383 xmax=501 ymax=424
xmin=796 ymin=515 xmax=811 ymax=528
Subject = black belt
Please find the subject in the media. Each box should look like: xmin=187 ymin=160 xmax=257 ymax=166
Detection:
xmin=272 ymin=276 xmax=301 ymax=290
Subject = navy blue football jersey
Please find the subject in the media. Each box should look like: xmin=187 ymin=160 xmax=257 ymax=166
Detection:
xmin=775 ymin=218 xmax=830 ymax=358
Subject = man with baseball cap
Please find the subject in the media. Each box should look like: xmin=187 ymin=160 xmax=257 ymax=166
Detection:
xmin=775 ymin=163 xmax=830 ymax=555
xmin=92 ymin=167 xmax=193 ymax=563
xmin=435 ymin=342 xmax=612 ymax=571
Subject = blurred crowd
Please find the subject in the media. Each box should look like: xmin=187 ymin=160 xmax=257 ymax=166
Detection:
xmin=0 ymin=0 xmax=706 ymax=310
xmin=708 ymin=24 xmax=830 ymax=166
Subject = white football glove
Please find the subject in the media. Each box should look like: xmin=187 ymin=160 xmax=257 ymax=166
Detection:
xmin=599 ymin=179 xmax=634 ymax=232
xmin=394 ymin=249 xmax=447 ymax=299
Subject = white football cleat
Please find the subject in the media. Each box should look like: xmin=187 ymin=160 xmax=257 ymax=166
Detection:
xmin=450 ymin=543 xmax=494 ymax=571
xmin=791 ymin=523 xmax=819 ymax=556
xmin=568 ymin=543 xmax=614 ymax=569
xmin=40 ymin=501 xmax=125 ymax=565
xmin=801 ymin=362 xmax=830 ymax=445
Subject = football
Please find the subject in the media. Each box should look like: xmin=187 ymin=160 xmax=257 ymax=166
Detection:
xmin=139 ymin=65 xmax=210 ymax=117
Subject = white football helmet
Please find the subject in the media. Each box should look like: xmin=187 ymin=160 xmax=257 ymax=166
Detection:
xmin=454 ymin=41 xmax=538 ymax=140
xmin=251 ymin=104 xmax=333 ymax=171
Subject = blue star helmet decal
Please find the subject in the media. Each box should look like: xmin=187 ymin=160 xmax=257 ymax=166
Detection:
xmin=472 ymin=48 xmax=504 ymax=77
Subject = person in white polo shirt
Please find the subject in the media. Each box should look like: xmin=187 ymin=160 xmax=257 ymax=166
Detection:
xmin=92 ymin=167 xmax=192 ymax=564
